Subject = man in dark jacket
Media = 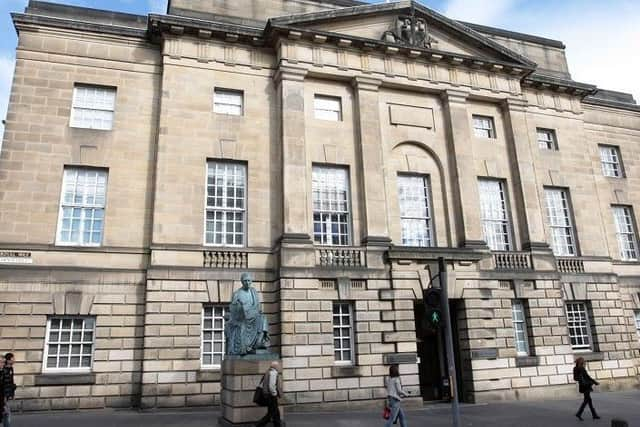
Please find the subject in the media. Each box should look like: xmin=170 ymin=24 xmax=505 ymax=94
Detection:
xmin=255 ymin=361 xmax=282 ymax=427
xmin=1 ymin=353 xmax=16 ymax=427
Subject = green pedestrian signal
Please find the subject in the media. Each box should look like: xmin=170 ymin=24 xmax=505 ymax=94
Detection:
xmin=424 ymin=287 xmax=443 ymax=329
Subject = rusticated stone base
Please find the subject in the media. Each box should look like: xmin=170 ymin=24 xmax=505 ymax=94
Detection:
xmin=219 ymin=354 xmax=284 ymax=426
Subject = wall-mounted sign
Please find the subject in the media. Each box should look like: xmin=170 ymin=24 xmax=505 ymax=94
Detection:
xmin=0 ymin=251 xmax=33 ymax=264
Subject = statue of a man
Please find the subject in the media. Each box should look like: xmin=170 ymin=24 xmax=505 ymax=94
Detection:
xmin=225 ymin=272 xmax=270 ymax=356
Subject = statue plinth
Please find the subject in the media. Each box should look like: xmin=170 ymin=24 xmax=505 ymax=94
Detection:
xmin=218 ymin=353 xmax=284 ymax=427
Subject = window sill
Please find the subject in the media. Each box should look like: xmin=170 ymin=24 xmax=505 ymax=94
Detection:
xmin=197 ymin=370 xmax=222 ymax=382
xmin=573 ymin=352 xmax=604 ymax=362
xmin=35 ymin=373 xmax=95 ymax=386
xmin=515 ymin=356 xmax=540 ymax=367
xmin=331 ymin=365 xmax=364 ymax=378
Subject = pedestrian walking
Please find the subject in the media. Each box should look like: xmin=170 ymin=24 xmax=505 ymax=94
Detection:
xmin=255 ymin=361 xmax=282 ymax=427
xmin=384 ymin=364 xmax=409 ymax=427
xmin=573 ymin=357 xmax=600 ymax=421
xmin=1 ymin=353 xmax=16 ymax=427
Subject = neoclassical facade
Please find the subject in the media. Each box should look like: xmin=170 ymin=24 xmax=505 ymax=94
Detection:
xmin=1 ymin=0 xmax=639 ymax=411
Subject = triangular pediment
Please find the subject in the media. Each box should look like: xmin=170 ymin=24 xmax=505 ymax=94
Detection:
xmin=269 ymin=1 xmax=536 ymax=68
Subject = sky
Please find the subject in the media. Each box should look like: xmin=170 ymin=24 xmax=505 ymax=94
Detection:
xmin=0 ymin=0 xmax=639 ymax=140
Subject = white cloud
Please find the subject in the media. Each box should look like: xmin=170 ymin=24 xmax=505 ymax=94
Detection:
xmin=148 ymin=0 xmax=166 ymax=14
xmin=0 ymin=55 xmax=16 ymax=152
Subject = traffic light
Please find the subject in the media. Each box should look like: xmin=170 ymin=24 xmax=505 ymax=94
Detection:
xmin=424 ymin=287 xmax=443 ymax=329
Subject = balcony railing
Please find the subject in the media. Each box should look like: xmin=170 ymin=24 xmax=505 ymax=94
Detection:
xmin=493 ymin=251 xmax=532 ymax=270
xmin=316 ymin=247 xmax=365 ymax=268
xmin=203 ymin=250 xmax=248 ymax=268
xmin=556 ymin=257 xmax=585 ymax=273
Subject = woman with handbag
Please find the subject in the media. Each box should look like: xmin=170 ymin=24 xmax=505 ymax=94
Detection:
xmin=384 ymin=364 xmax=409 ymax=427
xmin=573 ymin=357 xmax=600 ymax=421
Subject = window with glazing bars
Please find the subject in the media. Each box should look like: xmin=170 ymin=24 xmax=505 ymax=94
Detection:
xmin=612 ymin=205 xmax=639 ymax=261
xmin=333 ymin=302 xmax=355 ymax=364
xmin=313 ymin=166 xmax=351 ymax=246
xmin=472 ymin=115 xmax=496 ymax=138
xmin=537 ymin=128 xmax=558 ymax=150
xmin=544 ymin=188 xmax=577 ymax=256
xmin=511 ymin=300 xmax=530 ymax=356
xmin=566 ymin=302 xmax=592 ymax=350
xmin=213 ymin=88 xmax=243 ymax=115
xmin=56 ymin=168 xmax=107 ymax=246
xmin=314 ymin=95 xmax=342 ymax=121
xmin=70 ymin=85 xmax=116 ymax=130
xmin=201 ymin=305 xmax=227 ymax=368
xmin=599 ymin=145 xmax=623 ymax=177
xmin=635 ymin=311 xmax=640 ymax=340
xmin=44 ymin=317 xmax=95 ymax=371
xmin=397 ymin=174 xmax=433 ymax=247
xmin=205 ymin=162 xmax=246 ymax=246
xmin=478 ymin=179 xmax=512 ymax=251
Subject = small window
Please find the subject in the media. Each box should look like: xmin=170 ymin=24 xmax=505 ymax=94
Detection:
xmin=312 ymin=166 xmax=351 ymax=246
xmin=397 ymin=174 xmax=434 ymax=247
xmin=70 ymin=85 xmax=116 ymax=130
xmin=44 ymin=317 xmax=95 ymax=371
xmin=56 ymin=167 xmax=108 ymax=246
xmin=214 ymin=88 xmax=243 ymax=115
xmin=314 ymin=95 xmax=342 ymax=121
xmin=205 ymin=161 xmax=246 ymax=246
xmin=612 ymin=205 xmax=639 ymax=261
xmin=202 ymin=305 xmax=227 ymax=368
xmin=472 ymin=115 xmax=496 ymax=139
xmin=478 ymin=179 xmax=512 ymax=251
xmin=634 ymin=311 xmax=640 ymax=340
xmin=544 ymin=187 xmax=578 ymax=256
xmin=511 ymin=300 xmax=530 ymax=356
xmin=537 ymin=128 xmax=558 ymax=150
xmin=566 ymin=302 xmax=593 ymax=351
xmin=333 ymin=302 xmax=355 ymax=365
xmin=599 ymin=145 xmax=623 ymax=178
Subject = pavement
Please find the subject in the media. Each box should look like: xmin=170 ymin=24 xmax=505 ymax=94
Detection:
xmin=9 ymin=390 xmax=640 ymax=427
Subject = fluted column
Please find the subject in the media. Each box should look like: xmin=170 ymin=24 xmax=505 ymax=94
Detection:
xmin=274 ymin=66 xmax=311 ymax=244
xmin=441 ymin=89 xmax=486 ymax=248
xmin=352 ymin=76 xmax=391 ymax=246
xmin=502 ymin=98 xmax=548 ymax=249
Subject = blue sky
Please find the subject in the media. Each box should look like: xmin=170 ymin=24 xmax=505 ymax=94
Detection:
xmin=0 ymin=0 xmax=639 ymax=139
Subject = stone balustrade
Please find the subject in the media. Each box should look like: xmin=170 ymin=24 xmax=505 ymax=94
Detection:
xmin=316 ymin=247 xmax=365 ymax=267
xmin=556 ymin=257 xmax=585 ymax=273
xmin=493 ymin=251 xmax=532 ymax=270
xmin=203 ymin=250 xmax=248 ymax=268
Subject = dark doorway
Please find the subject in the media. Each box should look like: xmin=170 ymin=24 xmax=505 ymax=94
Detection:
xmin=414 ymin=302 xmax=444 ymax=401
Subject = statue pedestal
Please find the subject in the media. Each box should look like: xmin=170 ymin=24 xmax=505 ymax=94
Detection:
xmin=218 ymin=353 xmax=284 ymax=427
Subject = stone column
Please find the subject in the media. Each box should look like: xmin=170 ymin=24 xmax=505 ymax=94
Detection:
xmin=441 ymin=89 xmax=486 ymax=248
xmin=274 ymin=66 xmax=311 ymax=244
xmin=502 ymin=98 xmax=548 ymax=249
xmin=352 ymin=76 xmax=391 ymax=247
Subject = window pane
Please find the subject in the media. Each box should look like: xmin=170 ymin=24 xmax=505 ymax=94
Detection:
xmin=544 ymin=188 xmax=577 ymax=256
xmin=472 ymin=115 xmax=495 ymax=138
xmin=45 ymin=317 xmax=95 ymax=370
xmin=479 ymin=179 xmax=511 ymax=251
xmin=612 ymin=205 xmax=639 ymax=261
xmin=205 ymin=162 xmax=246 ymax=246
xmin=71 ymin=85 xmax=116 ymax=130
xmin=314 ymin=96 xmax=342 ymax=121
xmin=214 ymin=89 xmax=243 ymax=116
xmin=312 ymin=167 xmax=351 ymax=246
xmin=511 ymin=300 xmax=529 ymax=356
xmin=566 ymin=303 xmax=592 ymax=350
xmin=202 ymin=304 xmax=228 ymax=367
xmin=332 ymin=303 xmax=354 ymax=364
xmin=599 ymin=145 xmax=622 ymax=177
xmin=397 ymin=175 xmax=433 ymax=247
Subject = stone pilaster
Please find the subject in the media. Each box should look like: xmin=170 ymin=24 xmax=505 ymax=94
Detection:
xmin=441 ymin=90 xmax=486 ymax=249
xmin=502 ymin=98 xmax=548 ymax=250
xmin=352 ymin=77 xmax=391 ymax=247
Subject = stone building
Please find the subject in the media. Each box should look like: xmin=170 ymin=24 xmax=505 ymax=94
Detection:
xmin=0 ymin=0 xmax=639 ymax=412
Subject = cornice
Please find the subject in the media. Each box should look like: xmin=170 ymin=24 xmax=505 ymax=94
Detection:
xmin=582 ymin=98 xmax=640 ymax=113
xmin=523 ymin=73 xmax=597 ymax=97
xmin=148 ymin=13 xmax=264 ymax=45
xmin=12 ymin=12 xmax=147 ymax=39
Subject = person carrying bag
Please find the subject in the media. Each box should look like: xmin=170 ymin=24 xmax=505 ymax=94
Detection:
xmin=383 ymin=364 xmax=409 ymax=427
xmin=573 ymin=357 xmax=600 ymax=421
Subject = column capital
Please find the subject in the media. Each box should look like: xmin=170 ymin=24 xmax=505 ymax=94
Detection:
xmin=441 ymin=89 xmax=469 ymax=105
xmin=502 ymin=97 xmax=528 ymax=112
xmin=352 ymin=76 xmax=382 ymax=92
xmin=273 ymin=66 xmax=307 ymax=85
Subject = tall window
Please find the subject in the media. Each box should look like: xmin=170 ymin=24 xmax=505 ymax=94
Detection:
xmin=478 ymin=179 xmax=512 ymax=251
xmin=544 ymin=188 xmax=577 ymax=256
xmin=314 ymin=95 xmax=342 ymax=121
xmin=511 ymin=300 xmax=530 ymax=356
xmin=202 ymin=305 xmax=227 ymax=368
xmin=214 ymin=88 xmax=243 ymax=115
xmin=44 ymin=317 xmax=95 ymax=371
xmin=312 ymin=166 xmax=351 ymax=246
xmin=612 ymin=205 xmax=639 ymax=261
xmin=537 ymin=128 xmax=558 ymax=150
xmin=635 ymin=311 xmax=640 ymax=340
xmin=472 ymin=115 xmax=496 ymax=139
xmin=70 ymin=85 xmax=116 ymax=130
xmin=56 ymin=167 xmax=108 ymax=246
xmin=397 ymin=174 xmax=433 ymax=247
xmin=333 ymin=302 xmax=355 ymax=365
xmin=599 ymin=145 xmax=623 ymax=178
xmin=205 ymin=161 xmax=246 ymax=246
xmin=566 ymin=302 xmax=592 ymax=351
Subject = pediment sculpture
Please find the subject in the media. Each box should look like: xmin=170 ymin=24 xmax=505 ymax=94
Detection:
xmin=382 ymin=14 xmax=437 ymax=49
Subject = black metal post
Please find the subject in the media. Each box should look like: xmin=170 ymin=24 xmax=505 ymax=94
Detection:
xmin=438 ymin=257 xmax=460 ymax=427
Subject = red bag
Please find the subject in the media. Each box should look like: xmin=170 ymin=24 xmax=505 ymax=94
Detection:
xmin=383 ymin=405 xmax=391 ymax=420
